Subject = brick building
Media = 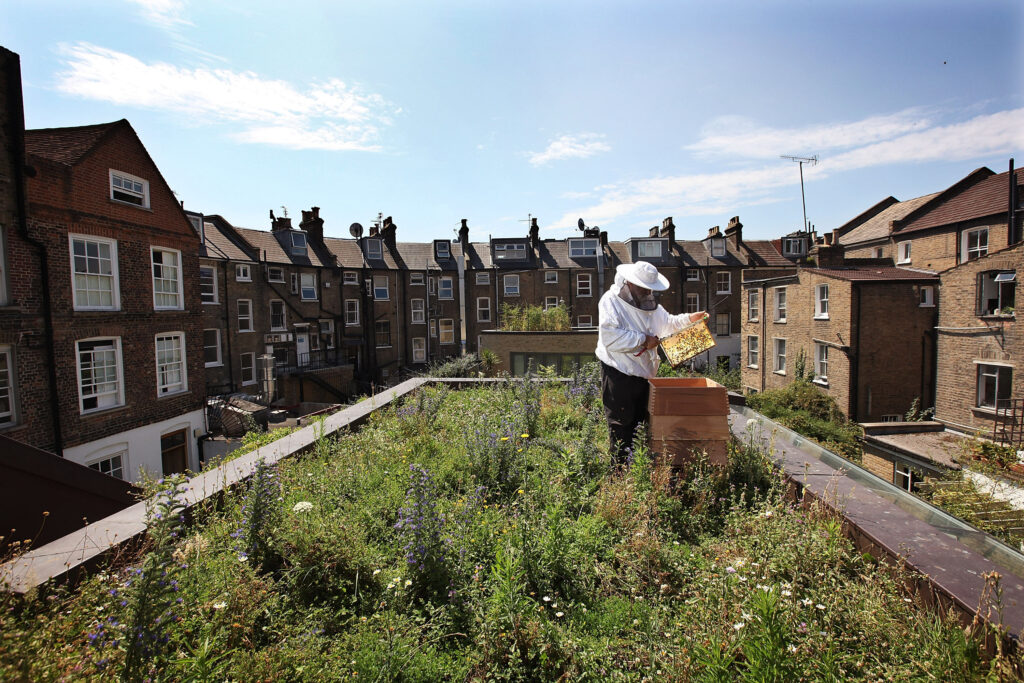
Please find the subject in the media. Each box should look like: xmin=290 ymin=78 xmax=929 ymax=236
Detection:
xmin=832 ymin=192 xmax=939 ymax=261
xmin=18 ymin=119 xmax=206 ymax=481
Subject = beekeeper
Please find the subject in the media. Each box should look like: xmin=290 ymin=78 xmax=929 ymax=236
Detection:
xmin=596 ymin=261 xmax=707 ymax=464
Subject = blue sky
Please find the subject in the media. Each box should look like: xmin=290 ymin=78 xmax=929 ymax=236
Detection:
xmin=4 ymin=0 xmax=1023 ymax=243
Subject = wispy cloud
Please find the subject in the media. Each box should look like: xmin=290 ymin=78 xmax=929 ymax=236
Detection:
xmin=124 ymin=0 xmax=191 ymax=30
xmin=550 ymin=108 xmax=1024 ymax=233
xmin=528 ymin=133 xmax=611 ymax=166
xmin=55 ymin=43 xmax=394 ymax=151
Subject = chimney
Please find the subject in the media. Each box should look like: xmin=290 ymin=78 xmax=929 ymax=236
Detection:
xmin=724 ymin=216 xmax=743 ymax=249
xmin=600 ymin=230 xmax=608 ymax=247
xmin=381 ymin=215 xmax=397 ymax=249
xmin=649 ymin=225 xmax=659 ymax=238
xmin=270 ymin=209 xmax=292 ymax=232
xmin=660 ymin=216 xmax=676 ymax=248
xmin=814 ymin=240 xmax=845 ymax=267
xmin=823 ymin=231 xmax=834 ymax=246
xmin=369 ymin=224 xmax=380 ymax=237
xmin=299 ymin=206 xmax=324 ymax=243
xmin=707 ymin=225 xmax=721 ymax=239
xmin=529 ymin=217 xmax=539 ymax=247
xmin=459 ymin=218 xmax=470 ymax=249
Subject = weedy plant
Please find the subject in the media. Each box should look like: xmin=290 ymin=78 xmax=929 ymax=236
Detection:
xmin=232 ymin=458 xmax=282 ymax=572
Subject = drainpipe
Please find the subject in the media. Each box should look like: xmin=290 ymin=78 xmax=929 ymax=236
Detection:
xmin=223 ymin=261 xmax=234 ymax=390
xmin=851 ymin=284 xmax=861 ymax=420
xmin=457 ymin=247 xmax=467 ymax=355
xmin=761 ymin=282 xmax=767 ymax=392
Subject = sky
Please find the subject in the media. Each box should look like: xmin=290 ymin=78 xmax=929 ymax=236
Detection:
xmin=3 ymin=0 xmax=1023 ymax=244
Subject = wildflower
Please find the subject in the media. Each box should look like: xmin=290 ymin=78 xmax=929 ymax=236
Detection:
xmin=404 ymin=579 xmax=412 ymax=587
xmin=517 ymin=489 xmax=525 ymax=494
xmin=725 ymin=566 xmax=736 ymax=574
xmin=739 ymin=576 xmax=748 ymax=583
xmin=781 ymin=589 xmax=792 ymax=597
xmin=373 ymin=569 xmax=381 ymax=576
xmin=733 ymin=622 xmax=745 ymax=630
xmin=212 ymin=601 xmax=227 ymax=610
xmin=500 ymin=436 xmax=509 ymax=441
xmin=801 ymin=598 xmax=813 ymax=606
xmin=556 ymin=611 xmax=564 ymax=618
xmin=816 ymin=603 xmax=826 ymax=610
xmin=543 ymin=595 xmax=551 ymax=602
xmin=763 ymin=510 xmax=774 ymax=518
xmin=789 ymin=644 xmax=798 ymax=653
xmin=521 ymin=433 xmax=529 ymax=438
xmin=292 ymin=501 xmax=314 ymax=513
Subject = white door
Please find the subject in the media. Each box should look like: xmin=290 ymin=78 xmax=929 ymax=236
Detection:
xmin=296 ymin=333 xmax=309 ymax=366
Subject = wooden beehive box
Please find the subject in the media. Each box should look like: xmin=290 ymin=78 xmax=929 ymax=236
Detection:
xmin=648 ymin=377 xmax=730 ymax=469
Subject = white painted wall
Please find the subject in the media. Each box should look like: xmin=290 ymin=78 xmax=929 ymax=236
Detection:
xmin=63 ymin=409 xmax=206 ymax=483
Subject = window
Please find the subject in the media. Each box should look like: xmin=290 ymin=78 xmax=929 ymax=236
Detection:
xmin=977 ymin=363 xmax=1012 ymax=411
xmin=814 ymin=343 xmax=828 ymax=383
xmin=815 ymin=284 xmax=829 ymax=319
xmin=894 ymin=464 xmax=923 ymax=493
xmin=300 ymin=273 xmax=317 ymax=300
xmin=160 ymin=428 xmax=189 ymax=475
xmin=439 ymin=319 xmax=455 ymax=344
xmin=569 ymin=238 xmax=599 ymax=257
xmin=291 ymin=232 xmax=307 ymax=256
xmin=977 ymin=271 xmax=1016 ymax=315
xmin=411 ymin=299 xmax=425 ymax=324
xmin=545 ymin=271 xmax=558 ymax=284
xmin=638 ymin=241 xmax=662 ymax=258
xmin=237 ymin=299 xmax=253 ymax=332
xmin=76 ymin=338 xmax=123 ymax=413
xmin=747 ymin=336 xmax=759 ymax=368
xmin=155 ymin=333 xmax=187 ymax=395
xmin=435 ymin=241 xmax=451 ymax=259
xmin=545 ymin=296 xmax=559 ymax=310
xmin=203 ymin=329 xmax=222 ymax=367
xmin=774 ymin=287 xmax=787 ymax=322
xmin=686 ymin=269 xmax=699 ymax=281
xmin=881 ymin=414 xmax=902 ymax=423
xmin=716 ymin=272 xmax=731 ymax=294
xmin=412 ymin=338 xmax=426 ymax=363
xmin=782 ymin=238 xmax=805 ymax=257
xmin=241 ymin=352 xmax=256 ymax=386
xmin=773 ymin=338 xmax=786 ymax=374
xmin=578 ymin=315 xmax=594 ymax=327
xmin=373 ymin=275 xmax=389 ymax=300
xmin=268 ymin=266 xmax=285 ymax=283
xmin=439 ymin=277 xmax=454 ymax=300
xmin=577 ymin=273 xmax=592 ymax=296
xmin=874 ymin=247 xmax=884 ymax=258
xmin=0 ymin=346 xmax=14 ymax=426
xmin=270 ymin=300 xmax=286 ymax=330
xmin=504 ymin=274 xmax=520 ymax=296
xmin=290 ymin=273 xmax=299 ymax=294
xmin=309 ymin=325 xmax=320 ymax=351
xmin=920 ymin=286 xmax=935 ymax=307
xmin=964 ymin=228 xmax=989 ymax=262
xmin=477 ymin=297 xmax=491 ymax=322
xmin=366 ymin=239 xmax=382 ymax=260
xmin=319 ymin=319 xmax=335 ymax=348
xmin=200 ymin=266 xmax=218 ymax=304
xmin=109 ymin=169 xmax=149 ymax=207
xmin=428 ymin=277 xmax=436 ymax=295
xmin=711 ymin=238 xmax=726 ymax=257
xmin=88 ymin=452 xmax=125 ymax=480
xmin=897 ymin=241 xmax=911 ymax=264
xmin=344 ymin=271 xmax=358 ymax=285
xmin=714 ymin=313 xmax=729 ymax=337
xmin=235 ymin=264 xmax=251 ymax=282
xmin=151 ymin=248 xmax=183 ymax=309
xmin=411 ymin=273 xmax=425 ymax=285
xmin=70 ymin=235 xmax=119 ymax=310
xmin=429 ymin=319 xmax=437 ymax=337
xmin=477 ymin=272 xmax=490 ymax=285
xmin=375 ymin=321 xmax=391 ymax=347
xmin=686 ymin=293 xmax=699 ymax=314
xmin=345 ymin=299 xmax=359 ymax=326
xmin=748 ymin=290 xmax=760 ymax=321
xmin=494 ymin=243 xmax=527 ymax=260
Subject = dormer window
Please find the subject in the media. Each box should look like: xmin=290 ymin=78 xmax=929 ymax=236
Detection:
xmin=435 ymin=241 xmax=451 ymax=260
xmin=711 ymin=238 xmax=726 ymax=258
xmin=782 ymin=238 xmax=805 ymax=257
xmin=110 ymin=170 xmax=149 ymax=208
xmin=366 ymin=238 xmax=383 ymax=260
xmin=291 ymin=232 xmax=307 ymax=256
xmin=637 ymin=240 xmax=662 ymax=258
xmin=494 ymin=243 xmax=527 ymax=260
xmin=569 ymin=238 xmax=599 ymax=258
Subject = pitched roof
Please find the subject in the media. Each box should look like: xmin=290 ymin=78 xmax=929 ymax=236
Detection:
xmin=743 ymin=240 xmax=790 ymax=267
xmin=24 ymin=120 xmax=123 ymax=165
xmin=810 ymin=265 xmax=938 ymax=282
xmin=894 ymin=167 xmax=1014 ymax=234
xmin=836 ymin=193 xmax=940 ymax=246
xmin=675 ymin=240 xmax=745 ymax=268
xmin=200 ymin=218 xmax=255 ymax=262
xmin=236 ymin=227 xmax=329 ymax=267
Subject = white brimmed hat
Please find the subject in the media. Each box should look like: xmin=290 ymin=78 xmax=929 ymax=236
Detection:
xmin=616 ymin=261 xmax=670 ymax=291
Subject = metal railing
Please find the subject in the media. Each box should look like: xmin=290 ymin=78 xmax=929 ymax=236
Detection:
xmin=993 ymin=398 xmax=1024 ymax=447
xmin=274 ymin=348 xmax=347 ymax=374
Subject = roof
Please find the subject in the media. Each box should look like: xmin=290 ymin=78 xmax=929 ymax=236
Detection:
xmin=674 ymin=240 xmax=745 ymax=268
xmin=897 ymin=167 xmax=1019 ymax=234
xmin=236 ymin=227 xmax=329 ymax=267
xmin=836 ymin=193 xmax=940 ymax=246
xmin=864 ymin=430 xmax=965 ymax=469
xmin=743 ymin=240 xmax=791 ymax=267
xmin=24 ymin=120 xmax=123 ymax=165
xmin=810 ymin=265 xmax=939 ymax=282
xmin=200 ymin=219 xmax=255 ymax=262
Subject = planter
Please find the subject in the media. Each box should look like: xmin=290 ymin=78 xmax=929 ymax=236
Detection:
xmin=648 ymin=377 xmax=730 ymax=469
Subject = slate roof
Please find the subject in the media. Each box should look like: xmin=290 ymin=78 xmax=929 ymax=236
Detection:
xmin=811 ymin=266 xmax=938 ymax=282
xmin=200 ymin=219 xmax=255 ymax=262
xmin=836 ymin=193 xmax=940 ymax=246
xmin=236 ymin=227 xmax=329 ymax=267
xmin=24 ymin=120 xmax=122 ymax=165
xmin=896 ymin=167 xmax=1020 ymax=234
xmin=675 ymin=240 xmax=745 ymax=268
xmin=743 ymin=240 xmax=791 ymax=267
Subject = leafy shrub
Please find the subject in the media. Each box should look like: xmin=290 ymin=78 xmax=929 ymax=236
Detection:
xmin=747 ymin=380 xmax=862 ymax=460
xmin=500 ymin=302 xmax=570 ymax=331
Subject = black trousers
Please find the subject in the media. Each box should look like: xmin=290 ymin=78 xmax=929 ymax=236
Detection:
xmin=601 ymin=361 xmax=651 ymax=464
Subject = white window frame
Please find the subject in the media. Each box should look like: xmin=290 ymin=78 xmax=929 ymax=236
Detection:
xmin=715 ymin=312 xmax=730 ymax=337
xmin=155 ymin=332 xmax=188 ymax=396
xmin=365 ymin=238 xmax=383 ymax=260
xmin=773 ymin=338 xmax=786 ymax=375
xmin=87 ymin=449 xmax=126 ymax=480
xmin=300 ymin=272 xmax=317 ymax=301
xmin=476 ymin=272 xmax=490 ymax=285
xmin=235 ymin=263 xmax=251 ymax=282
xmin=897 ymin=241 xmax=911 ymax=265
xmin=963 ymin=227 xmax=989 ymax=263
xmin=545 ymin=296 xmax=559 ymax=310
xmin=686 ymin=268 xmax=699 ymax=281
xmin=70 ymin=234 xmax=120 ymax=311
xmin=291 ymin=232 xmax=307 ymax=256
xmin=815 ymin=284 xmax=829 ymax=319
xmin=686 ymin=293 xmax=699 ymax=314
xmin=203 ymin=329 xmax=222 ymax=367
xmin=0 ymin=345 xmax=15 ymax=426
xmin=345 ymin=299 xmax=359 ymax=326
xmin=237 ymin=299 xmax=253 ymax=332
xmin=577 ymin=273 xmax=592 ymax=297
xmin=578 ymin=315 xmax=593 ymax=328
xmin=200 ymin=265 xmax=218 ymax=304
xmin=747 ymin=290 xmax=760 ymax=322
xmin=711 ymin=238 xmax=726 ymax=258
xmin=268 ymin=266 xmax=285 ymax=283
xmin=544 ymin=271 xmax=558 ymax=284
xmin=151 ymin=247 xmax=183 ymax=310
xmin=429 ymin=319 xmax=437 ymax=337
xmin=920 ymin=285 xmax=935 ymax=307
xmin=439 ymin=276 xmax=454 ymax=300
xmin=504 ymin=274 xmax=520 ymax=296
xmin=76 ymin=337 xmax=124 ymax=414
xmin=716 ymin=272 xmax=731 ymax=294
xmin=240 ymin=352 xmax=256 ymax=386
xmin=569 ymin=238 xmax=599 ymax=258
xmin=747 ymin=336 xmax=759 ymax=368
xmin=439 ymin=319 xmax=455 ymax=345
xmin=411 ymin=273 xmax=425 ymax=286
xmin=109 ymin=169 xmax=149 ymax=208
xmin=411 ymin=298 xmax=425 ymax=324
xmin=270 ymin=300 xmax=286 ymax=331
xmin=977 ymin=363 xmax=1013 ymax=411
xmin=477 ymin=297 xmax=491 ymax=322
xmin=782 ymin=238 xmax=805 ymax=257
xmin=428 ymin=276 xmax=436 ymax=295
xmin=494 ymin=243 xmax=527 ymax=260
xmin=881 ymin=414 xmax=902 ymax=423
xmin=412 ymin=337 xmax=426 ymax=363
xmin=774 ymin=287 xmax=787 ymax=322
xmin=344 ymin=271 xmax=358 ymax=285
xmin=373 ymin=275 xmax=389 ymax=300
xmin=638 ymin=240 xmax=662 ymax=258
xmin=435 ymin=241 xmax=451 ymax=260
xmin=894 ymin=464 xmax=922 ymax=492
xmin=814 ymin=343 xmax=829 ymax=384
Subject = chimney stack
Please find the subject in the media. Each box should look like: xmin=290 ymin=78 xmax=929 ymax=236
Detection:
xmin=459 ymin=218 xmax=470 ymax=248
xmin=381 ymin=216 xmax=397 ymax=248
xmin=707 ymin=225 xmax=721 ymax=239
xmin=270 ymin=210 xmax=292 ymax=232
xmin=649 ymin=225 xmax=659 ymax=238
xmin=660 ymin=216 xmax=676 ymax=248
xmin=299 ymin=206 xmax=324 ymax=243
xmin=529 ymin=217 xmax=540 ymax=246
xmin=724 ymin=216 xmax=743 ymax=249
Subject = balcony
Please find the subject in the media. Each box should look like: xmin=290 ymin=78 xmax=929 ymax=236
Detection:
xmin=273 ymin=347 xmax=348 ymax=374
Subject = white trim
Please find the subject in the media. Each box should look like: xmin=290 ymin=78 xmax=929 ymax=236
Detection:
xmin=715 ymin=271 xmax=731 ymax=295
xmin=240 ymin=352 xmax=257 ymax=386
xmin=0 ymin=225 xmax=8 ymax=306
xmin=237 ymin=299 xmax=254 ymax=332
xmin=577 ymin=272 xmax=592 ymax=297
xmin=267 ymin=266 xmax=285 ymax=283
xmin=477 ymin=297 xmax=491 ymax=322
xmin=504 ymin=274 xmax=520 ymax=296
xmin=438 ymin=276 xmax=454 ymax=300
xmin=270 ymin=299 xmax=287 ymax=331
xmin=411 ymin=298 xmax=425 ymax=324
xmin=155 ymin=331 xmax=188 ymax=396
xmin=569 ymin=238 xmax=599 ymax=258
xmin=109 ymin=169 xmax=150 ymax=208
xmin=412 ymin=337 xmax=426 ymax=363
xmin=70 ymin=234 xmax=120 ymax=311
xmin=439 ymin=318 xmax=455 ymax=344
xmin=235 ymin=263 xmax=252 ymax=282
xmin=373 ymin=275 xmax=390 ymax=300
xmin=814 ymin=283 xmax=829 ymax=319
xmin=476 ymin=272 xmax=490 ymax=285
xmin=151 ymin=246 xmax=184 ymax=310
xmin=203 ymin=328 xmax=222 ymax=367
xmin=411 ymin=273 xmax=425 ymax=285
xmin=365 ymin=238 xmax=383 ymax=260
xmin=0 ymin=344 xmax=15 ymax=427
xmin=344 ymin=271 xmax=359 ymax=285
xmin=76 ymin=337 xmax=124 ymax=414
xmin=300 ymin=272 xmax=317 ymax=301
xmin=544 ymin=271 xmax=558 ymax=284
xmin=897 ymin=241 xmax=911 ymax=265
xmin=200 ymin=264 xmax=218 ymax=304
xmin=345 ymin=299 xmax=360 ymax=326
xmin=973 ymin=359 xmax=1014 ymax=368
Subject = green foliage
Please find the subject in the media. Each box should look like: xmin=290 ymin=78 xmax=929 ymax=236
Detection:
xmin=747 ymin=380 xmax=863 ymax=460
xmin=657 ymin=360 xmax=742 ymax=392
xmin=499 ymin=302 xmax=570 ymax=331
xmin=905 ymin=397 xmax=936 ymax=422
xmin=425 ymin=352 xmax=485 ymax=378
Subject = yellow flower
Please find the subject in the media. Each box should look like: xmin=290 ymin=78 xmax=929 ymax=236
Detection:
xmin=521 ymin=433 xmax=529 ymax=438
xmin=517 ymin=489 xmax=525 ymax=494
xmin=500 ymin=436 xmax=509 ymax=441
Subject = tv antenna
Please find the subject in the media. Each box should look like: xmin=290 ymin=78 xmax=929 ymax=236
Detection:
xmin=781 ymin=154 xmax=818 ymax=232
xmin=280 ymin=205 xmax=288 ymax=218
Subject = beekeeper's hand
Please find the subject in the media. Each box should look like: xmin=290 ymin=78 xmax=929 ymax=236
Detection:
xmin=689 ymin=311 xmax=709 ymax=323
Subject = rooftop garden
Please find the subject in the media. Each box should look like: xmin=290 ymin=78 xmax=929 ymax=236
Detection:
xmin=2 ymin=378 xmax=1018 ymax=680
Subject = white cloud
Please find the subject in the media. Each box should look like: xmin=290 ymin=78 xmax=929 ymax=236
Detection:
xmin=528 ymin=133 xmax=611 ymax=166
xmin=124 ymin=0 xmax=191 ymax=29
xmin=55 ymin=42 xmax=393 ymax=152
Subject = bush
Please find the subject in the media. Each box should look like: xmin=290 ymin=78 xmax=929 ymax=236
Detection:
xmin=747 ymin=380 xmax=862 ymax=460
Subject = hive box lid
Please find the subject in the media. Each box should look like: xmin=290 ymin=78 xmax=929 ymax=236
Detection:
xmin=648 ymin=377 xmax=728 ymax=416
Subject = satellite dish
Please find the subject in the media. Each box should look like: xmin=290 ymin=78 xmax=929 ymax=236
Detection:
xmin=577 ymin=218 xmax=586 ymax=231
xmin=349 ymin=222 xmax=364 ymax=238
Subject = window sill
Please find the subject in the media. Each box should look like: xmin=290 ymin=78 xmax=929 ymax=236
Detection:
xmin=972 ymin=406 xmax=1013 ymax=417
xmin=438 ymin=297 xmax=454 ymax=301
xmin=748 ymin=318 xmax=759 ymax=323
xmin=980 ymin=314 xmax=1015 ymax=321
xmin=504 ymin=293 xmax=520 ymax=297
xmin=268 ymin=280 xmax=285 ymax=284
xmin=158 ymin=388 xmax=190 ymax=399
xmin=897 ymin=260 xmax=911 ymax=266
xmin=270 ymin=328 xmax=287 ymax=333
xmin=202 ymin=301 xmax=219 ymax=306
xmin=919 ymin=304 xmax=935 ymax=308
xmin=813 ymin=378 xmax=829 ymax=387
xmin=577 ymin=294 xmax=592 ymax=298
xmin=236 ymin=279 xmax=252 ymax=284
xmin=747 ymin=364 xmax=758 ymax=369
xmin=716 ymin=291 xmax=731 ymax=296
xmin=774 ymin=319 xmax=787 ymax=324
xmin=813 ymin=315 xmax=829 ymax=321
xmin=109 ymin=198 xmax=152 ymax=211
xmin=375 ymin=345 xmax=392 ymax=349
xmin=345 ymin=323 xmax=360 ymax=327
xmin=374 ymin=298 xmax=391 ymax=302
xmin=238 ymin=329 xmax=254 ymax=334
xmin=242 ymin=380 xmax=257 ymax=387
xmin=301 ymin=299 xmax=319 ymax=303
xmin=81 ymin=404 xmax=128 ymax=418
xmin=205 ymin=362 xmax=223 ymax=368
xmin=154 ymin=306 xmax=185 ymax=312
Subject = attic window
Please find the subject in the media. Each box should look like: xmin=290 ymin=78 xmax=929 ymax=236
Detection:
xmin=782 ymin=238 xmax=804 ymax=257
xmin=366 ymin=239 xmax=382 ymax=260
xmin=109 ymin=170 xmax=149 ymax=208
xmin=569 ymin=238 xmax=599 ymax=258
xmin=494 ymin=243 xmax=527 ymax=260
xmin=637 ymin=240 xmax=662 ymax=258
xmin=291 ymin=232 xmax=307 ymax=256
xmin=435 ymin=241 xmax=451 ymax=260
xmin=711 ymin=238 xmax=726 ymax=258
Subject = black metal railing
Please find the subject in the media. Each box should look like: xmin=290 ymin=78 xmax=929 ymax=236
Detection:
xmin=274 ymin=348 xmax=347 ymax=374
